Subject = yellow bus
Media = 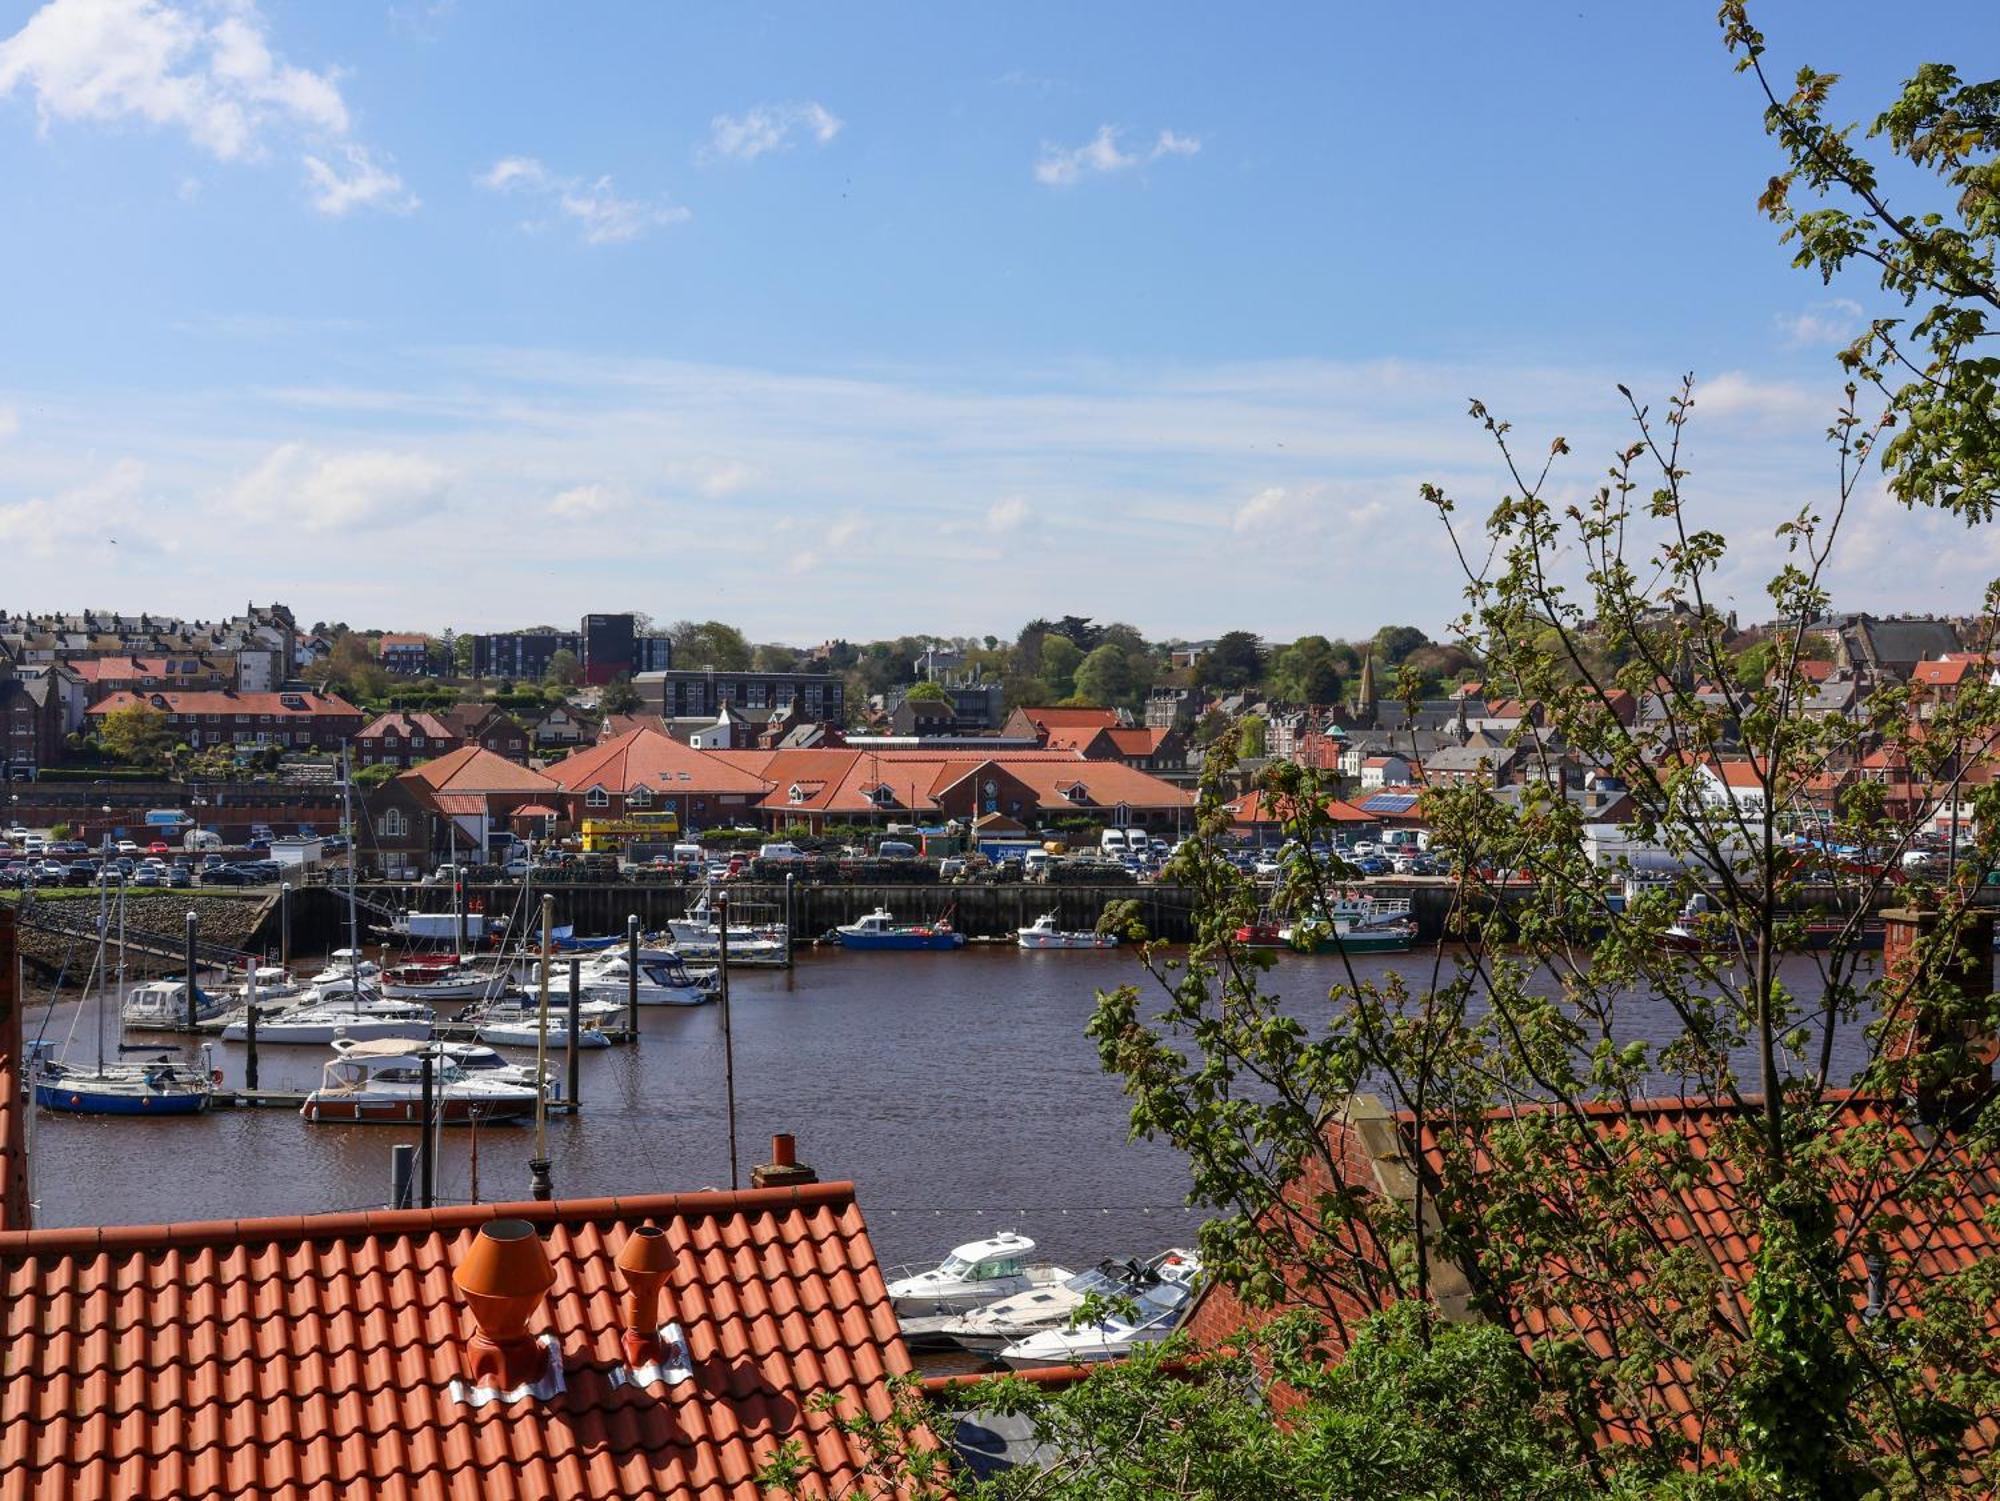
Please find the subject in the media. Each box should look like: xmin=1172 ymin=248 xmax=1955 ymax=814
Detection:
xmin=580 ymin=812 xmax=681 ymax=853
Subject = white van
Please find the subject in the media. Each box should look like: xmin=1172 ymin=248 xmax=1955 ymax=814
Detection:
xmin=758 ymin=842 xmax=804 ymax=862
xmin=1099 ymin=828 xmax=1131 ymax=856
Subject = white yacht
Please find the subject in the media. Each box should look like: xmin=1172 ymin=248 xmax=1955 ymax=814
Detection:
xmin=308 ymin=950 xmax=381 ymax=988
xmin=221 ymin=997 xmax=433 ymax=1045
xmin=940 ymin=1249 xmax=1199 ymax=1352
xmin=528 ymin=953 xmax=714 ymax=1007
xmin=330 ymin=1036 xmax=542 ymax=1088
xmin=997 ymin=1275 xmax=1196 ymax=1369
xmin=885 ymin=1232 xmax=1070 ymax=1318
xmin=301 ymin=1039 xmax=539 ymax=1124
xmin=666 ymin=890 xmax=789 ymax=950
xmin=379 ymin=960 xmax=504 ymax=1002
xmin=1016 ymin=912 xmax=1119 ymax=950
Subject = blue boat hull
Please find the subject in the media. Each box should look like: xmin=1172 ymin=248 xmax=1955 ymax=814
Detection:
xmin=34 ymin=1083 xmax=209 ymax=1115
xmin=835 ymin=932 xmax=967 ymax=951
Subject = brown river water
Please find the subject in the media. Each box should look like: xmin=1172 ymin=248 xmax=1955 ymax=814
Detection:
xmin=17 ymin=945 xmax=1880 ymax=1275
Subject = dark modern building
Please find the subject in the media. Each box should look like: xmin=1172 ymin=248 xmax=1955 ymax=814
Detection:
xmin=470 ymin=613 xmax=671 ymax=683
xmin=469 ymin=629 xmax=579 ymax=681
xmin=634 ymin=668 xmax=844 ymax=723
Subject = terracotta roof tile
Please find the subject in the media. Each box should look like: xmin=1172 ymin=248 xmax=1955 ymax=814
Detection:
xmin=0 ymin=1183 xmax=914 ymax=1500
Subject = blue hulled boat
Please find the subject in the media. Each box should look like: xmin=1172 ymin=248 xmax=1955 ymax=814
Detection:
xmin=834 ymin=908 xmax=967 ymax=951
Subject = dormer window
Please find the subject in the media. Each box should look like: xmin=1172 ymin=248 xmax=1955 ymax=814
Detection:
xmin=788 ymin=784 xmax=806 ymax=804
xmin=627 ymin=785 xmax=651 ymax=808
xmin=585 ymin=787 xmax=610 ymax=809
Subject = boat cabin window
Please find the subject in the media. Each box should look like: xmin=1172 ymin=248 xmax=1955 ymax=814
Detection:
xmin=972 ymin=1257 xmax=1023 ymax=1280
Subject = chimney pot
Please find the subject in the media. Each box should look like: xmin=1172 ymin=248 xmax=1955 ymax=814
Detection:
xmin=454 ymin=1218 xmax=555 ymax=1390
xmin=752 ymin=1132 xmax=818 ymax=1189
xmin=615 ymin=1221 xmax=676 ymax=1366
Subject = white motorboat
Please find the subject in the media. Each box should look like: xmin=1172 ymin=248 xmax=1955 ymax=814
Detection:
xmin=379 ymin=960 xmax=504 ymax=1002
xmin=234 ymin=966 xmax=309 ymax=1004
xmin=474 ymin=1017 xmax=613 ymax=1050
xmin=996 ymin=1275 xmax=1197 ymax=1369
xmin=121 ymin=979 xmax=233 ymax=1030
xmin=468 ymin=992 xmax=629 ymax=1029
xmin=308 ymin=950 xmax=381 ymax=987
xmin=1016 ymin=912 xmax=1119 ymax=950
xmin=221 ymin=998 xmax=434 ymax=1045
xmin=301 ymin=1039 xmax=539 ymax=1124
xmin=528 ymin=953 xmax=715 ymax=1007
xmin=330 ymin=1036 xmax=543 ymax=1088
xmin=940 ymin=1248 xmax=1200 ymax=1352
xmin=885 ymin=1232 xmax=1071 ymax=1318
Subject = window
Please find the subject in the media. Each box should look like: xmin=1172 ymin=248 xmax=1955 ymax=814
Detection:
xmin=627 ymin=785 xmax=651 ymax=808
xmin=410 ymin=735 xmax=424 ymax=748
xmin=585 ymin=787 xmax=610 ymax=808
xmin=382 ymin=808 xmax=408 ymax=838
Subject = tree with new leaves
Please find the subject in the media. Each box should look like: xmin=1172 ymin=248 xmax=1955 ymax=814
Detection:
xmin=97 ymin=702 xmax=174 ymax=770
xmin=1200 ymin=631 xmax=1265 ymax=692
xmin=542 ymin=649 xmax=582 ymax=688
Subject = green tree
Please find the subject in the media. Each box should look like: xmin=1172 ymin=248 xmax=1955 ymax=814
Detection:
xmin=1269 ymin=635 xmax=1344 ymax=704
xmin=1040 ymin=636 xmax=1084 ymax=700
xmin=543 ymin=649 xmax=582 ymax=688
xmin=1236 ymin=712 xmax=1268 ymax=759
xmin=1073 ymin=643 xmax=1136 ymax=707
xmin=352 ymin=762 xmax=397 ymax=788
xmin=1199 ymin=631 xmax=1266 ymax=692
xmin=904 ymin=680 xmax=950 ymax=703
xmin=1370 ymin=623 xmax=1430 ymax=666
xmin=97 ymin=703 xmax=174 ymax=769
xmin=668 ymin=619 xmax=753 ymax=671
xmin=599 ymin=676 xmax=643 ymax=714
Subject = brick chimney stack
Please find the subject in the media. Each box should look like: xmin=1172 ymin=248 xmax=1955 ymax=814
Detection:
xmin=751 ymin=1133 xmax=818 ymax=1189
xmin=1881 ymin=906 xmax=1998 ymax=1122
xmin=1 ymin=906 xmax=27 ymax=1230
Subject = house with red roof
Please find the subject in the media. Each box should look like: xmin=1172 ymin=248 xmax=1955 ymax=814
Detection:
xmin=1000 ymin=705 xmax=1128 ymax=751
xmin=355 ymin=710 xmax=461 ymax=770
xmin=375 ymin=632 xmax=435 ymax=677
xmin=86 ymin=688 xmax=363 ymax=754
xmin=361 ymin=746 xmax=564 ymax=875
xmin=546 ymin=727 xmax=773 ymax=831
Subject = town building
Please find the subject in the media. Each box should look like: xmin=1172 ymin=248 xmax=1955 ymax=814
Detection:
xmin=375 ymin=633 xmax=435 ymax=677
xmin=468 ymin=614 xmax=671 ymax=683
xmin=438 ymin=703 xmax=534 ymax=764
xmin=545 ymin=727 xmax=772 ymax=830
xmin=469 ymin=627 xmax=579 ymax=682
xmin=0 ymin=674 xmax=62 ymax=779
xmin=362 ymin=745 xmax=565 ymax=873
xmin=634 ymin=668 xmax=843 ymax=724
xmin=353 ymin=710 xmax=460 ymax=770
xmin=86 ymin=689 xmax=363 ymax=753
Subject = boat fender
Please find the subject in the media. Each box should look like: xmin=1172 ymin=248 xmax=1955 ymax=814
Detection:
xmin=212 ymin=1070 xmax=225 ymax=1085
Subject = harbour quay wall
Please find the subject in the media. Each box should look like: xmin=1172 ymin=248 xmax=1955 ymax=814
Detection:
xmin=281 ymin=879 xmax=1491 ymax=951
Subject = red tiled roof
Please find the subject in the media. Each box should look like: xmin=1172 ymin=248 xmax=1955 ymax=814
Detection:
xmin=511 ymin=804 xmax=561 ymax=819
xmin=400 ymin=746 xmax=561 ymax=796
xmin=1915 ymin=657 xmax=1984 ymax=687
xmin=1185 ymin=1090 xmax=2000 ymax=1463
xmin=716 ymin=747 xmax=1192 ymax=817
xmin=86 ymin=690 xmax=361 ymax=718
xmin=359 ymin=711 xmax=457 ymax=742
xmin=432 ymin=791 xmax=495 ymax=816
xmin=0 ymin=1183 xmax=914 ymax=1500
xmin=1224 ymin=791 xmax=1379 ymax=827
xmin=1021 ymin=707 xmax=1123 ymax=729
xmin=552 ymin=730 xmax=772 ymax=797
xmin=377 ymin=633 xmax=431 ymax=650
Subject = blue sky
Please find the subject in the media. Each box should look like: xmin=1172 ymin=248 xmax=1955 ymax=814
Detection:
xmin=0 ymin=0 xmax=1994 ymax=642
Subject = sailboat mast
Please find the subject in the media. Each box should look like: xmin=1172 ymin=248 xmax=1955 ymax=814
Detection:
xmin=94 ymin=873 xmax=109 ymax=1074
xmin=343 ymin=744 xmax=359 ymax=977
xmin=116 ymin=879 xmax=127 ymax=1044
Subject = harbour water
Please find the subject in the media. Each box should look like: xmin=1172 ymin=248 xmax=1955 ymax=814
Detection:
xmin=18 ymin=944 xmax=1881 ymax=1275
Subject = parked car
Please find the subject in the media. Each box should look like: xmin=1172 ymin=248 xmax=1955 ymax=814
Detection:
xmin=503 ymin=859 xmax=531 ymax=879
xmin=167 ymin=866 xmax=194 ymax=888
xmin=132 ymin=865 xmax=165 ymax=887
xmin=202 ymin=865 xmax=254 ymax=886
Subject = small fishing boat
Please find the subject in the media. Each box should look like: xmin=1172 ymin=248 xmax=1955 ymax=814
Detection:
xmin=121 ymin=978 xmax=232 ymax=1030
xmin=221 ymin=997 xmax=434 ymax=1045
xmin=997 ymin=1275 xmax=1197 ymax=1369
xmin=835 ymin=908 xmax=967 ymax=952
xmin=1278 ymin=896 xmax=1419 ymax=955
xmin=300 ymin=1039 xmax=539 ymax=1124
xmin=549 ymin=924 xmax=622 ymax=953
xmin=941 ymin=1249 xmax=1200 ymax=1352
xmin=885 ymin=1232 xmax=1069 ymax=1318
xmin=1016 ymin=912 xmax=1118 ymax=950
xmin=667 ymin=890 xmax=789 ymax=950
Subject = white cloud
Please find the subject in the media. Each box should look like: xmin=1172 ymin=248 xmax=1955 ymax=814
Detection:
xmin=0 ymin=0 xmax=409 ymax=211
xmin=478 ymin=155 xmax=688 ymax=244
xmin=1232 ymin=482 xmax=1388 ymax=536
xmin=0 ymin=405 xmax=17 ymax=442
xmin=549 ymin=482 xmax=614 ymax=519
xmin=0 ymin=457 xmax=164 ymax=556
xmin=1692 ymin=371 xmax=1828 ymax=425
xmin=986 ymin=495 xmax=1029 ymax=533
xmin=224 ymin=442 xmax=452 ymax=530
xmin=1034 ymin=124 xmax=1199 ymax=186
xmin=1775 ymin=298 xmax=1865 ymax=348
xmin=303 ymin=143 xmax=415 ymax=216
xmin=702 ymin=100 xmax=842 ymax=163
